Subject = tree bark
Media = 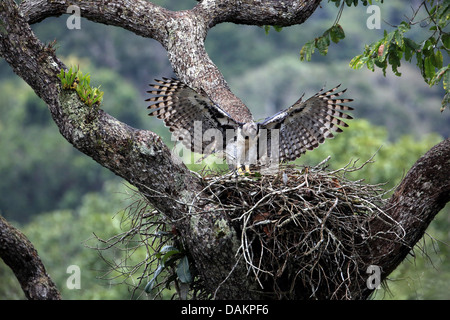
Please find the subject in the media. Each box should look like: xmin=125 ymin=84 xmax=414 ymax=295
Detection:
xmin=360 ymin=137 xmax=450 ymax=299
xmin=1 ymin=0 xmax=448 ymax=300
xmin=0 ymin=216 xmax=61 ymax=300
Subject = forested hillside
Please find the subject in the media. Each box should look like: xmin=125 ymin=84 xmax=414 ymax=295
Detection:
xmin=0 ymin=0 xmax=448 ymax=299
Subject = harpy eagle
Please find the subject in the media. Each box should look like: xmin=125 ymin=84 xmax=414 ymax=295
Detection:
xmin=146 ymin=78 xmax=353 ymax=173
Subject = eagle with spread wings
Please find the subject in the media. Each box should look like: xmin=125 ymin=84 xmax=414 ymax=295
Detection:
xmin=146 ymin=78 xmax=353 ymax=173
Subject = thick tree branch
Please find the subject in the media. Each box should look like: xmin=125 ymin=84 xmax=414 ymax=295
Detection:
xmin=19 ymin=0 xmax=322 ymax=122
xmin=0 ymin=216 xmax=61 ymax=300
xmin=361 ymin=138 xmax=450 ymax=298
xmin=21 ymin=0 xmax=170 ymax=43
xmin=194 ymin=0 xmax=322 ymax=28
xmin=19 ymin=0 xmax=253 ymax=121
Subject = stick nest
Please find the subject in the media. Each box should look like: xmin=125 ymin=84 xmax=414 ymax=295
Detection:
xmin=199 ymin=158 xmax=388 ymax=299
xmin=91 ymin=157 xmax=391 ymax=300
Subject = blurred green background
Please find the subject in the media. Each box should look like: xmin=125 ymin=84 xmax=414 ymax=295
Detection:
xmin=0 ymin=0 xmax=448 ymax=299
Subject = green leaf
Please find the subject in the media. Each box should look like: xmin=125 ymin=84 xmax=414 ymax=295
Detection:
xmin=404 ymin=37 xmax=420 ymax=51
xmin=160 ymin=245 xmax=179 ymax=253
xmin=434 ymin=50 xmax=443 ymax=69
xmin=331 ymin=0 xmax=341 ymax=8
xmin=330 ymin=24 xmax=345 ymax=43
xmin=349 ymin=54 xmax=363 ymax=69
xmin=144 ymin=264 xmax=164 ymax=293
xmin=160 ymin=246 xmax=181 ymax=267
xmin=374 ymin=58 xmax=387 ymax=71
xmin=394 ymin=30 xmax=404 ymax=47
xmin=404 ymin=38 xmax=419 ymax=61
xmin=397 ymin=21 xmax=411 ymax=33
xmin=299 ymin=23 xmax=344 ymax=61
xmin=317 ymin=35 xmax=330 ymax=56
xmin=263 ymin=25 xmax=283 ymax=34
xmin=442 ymin=33 xmax=450 ymax=50
xmin=366 ymin=57 xmax=375 ymax=71
xmin=416 ymin=50 xmax=424 ymax=76
xmin=176 ymin=256 xmax=192 ymax=284
xmin=430 ymin=65 xmax=450 ymax=86
xmin=444 ymin=66 xmax=450 ymax=91
xmin=58 ymin=69 xmax=64 ymax=81
xmin=300 ymin=39 xmax=315 ymax=61
xmin=344 ymin=0 xmax=359 ymax=6
xmin=388 ymin=50 xmax=402 ymax=76
xmin=424 ymin=56 xmax=436 ymax=81
xmin=273 ymin=25 xmax=283 ymax=32
xmin=421 ymin=38 xmax=436 ymax=54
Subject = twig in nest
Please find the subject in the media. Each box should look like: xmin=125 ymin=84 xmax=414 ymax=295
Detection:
xmin=86 ymin=156 xmax=406 ymax=300
xmin=200 ymin=157 xmax=400 ymax=299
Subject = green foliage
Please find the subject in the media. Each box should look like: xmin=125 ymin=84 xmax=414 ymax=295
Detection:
xmin=300 ymin=1 xmax=449 ymax=110
xmin=349 ymin=1 xmax=449 ymax=110
xmin=263 ymin=25 xmax=283 ymax=35
xmin=300 ymin=24 xmax=346 ymax=60
xmin=58 ymin=66 xmax=78 ymax=90
xmin=300 ymin=0 xmax=384 ymax=61
xmin=58 ymin=66 xmax=104 ymax=107
xmin=144 ymin=244 xmax=193 ymax=296
xmin=350 ymin=22 xmax=411 ymax=77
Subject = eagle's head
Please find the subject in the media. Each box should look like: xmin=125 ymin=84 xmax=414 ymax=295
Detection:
xmin=242 ymin=122 xmax=258 ymax=138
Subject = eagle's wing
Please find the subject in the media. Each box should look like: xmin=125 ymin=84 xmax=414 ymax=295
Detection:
xmin=259 ymin=85 xmax=353 ymax=162
xmin=146 ymin=78 xmax=239 ymax=155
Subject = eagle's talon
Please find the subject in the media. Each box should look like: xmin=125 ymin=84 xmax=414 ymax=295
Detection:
xmin=236 ymin=165 xmax=252 ymax=175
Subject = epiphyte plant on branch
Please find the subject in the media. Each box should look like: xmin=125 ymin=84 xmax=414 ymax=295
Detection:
xmin=58 ymin=66 xmax=104 ymax=108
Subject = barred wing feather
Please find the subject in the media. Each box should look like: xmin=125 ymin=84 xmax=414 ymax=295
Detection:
xmin=260 ymin=85 xmax=353 ymax=162
xmin=146 ymin=78 xmax=238 ymax=154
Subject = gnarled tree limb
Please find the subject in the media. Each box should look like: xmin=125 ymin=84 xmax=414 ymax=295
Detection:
xmin=361 ymin=137 xmax=450 ymax=299
xmin=19 ymin=0 xmax=322 ymax=122
xmin=0 ymin=216 xmax=61 ymax=300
